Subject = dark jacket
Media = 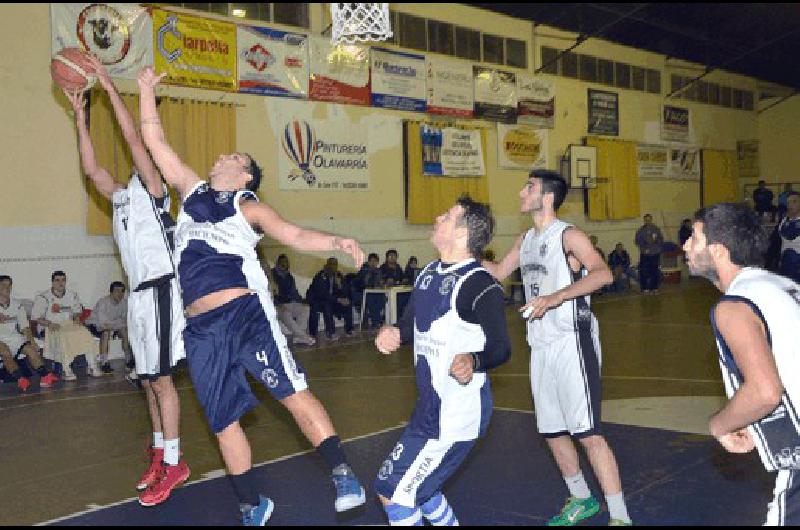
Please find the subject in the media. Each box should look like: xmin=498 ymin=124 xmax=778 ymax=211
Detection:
xmin=271 ymin=267 xmax=302 ymax=305
xmin=379 ymin=263 xmax=404 ymax=285
xmin=307 ymin=269 xmax=348 ymax=304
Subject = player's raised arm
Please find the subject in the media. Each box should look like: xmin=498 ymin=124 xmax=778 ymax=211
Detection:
xmin=65 ymin=90 xmax=121 ymax=199
xmin=137 ymin=67 xmax=199 ymax=199
xmin=241 ymin=201 xmax=365 ymax=267
xmin=482 ymin=234 xmax=523 ymax=282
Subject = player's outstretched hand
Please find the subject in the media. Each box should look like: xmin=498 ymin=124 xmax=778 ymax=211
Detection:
xmin=449 ymin=353 xmax=474 ymax=385
xmin=375 ymin=325 xmax=401 ymax=355
xmin=63 ymin=89 xmax=86 ymax=114
xmin=519 ymin=293 xmax=563 ymax=321
xmin=86 ymin=54 xmax=112 ymax=90
xmin=335 ymin=238 xmax=365 ymax=268
xmin=716 ymin=428 xmax=755 ymax=454
xmin=137 ymin=67 xmax=166 ymax=91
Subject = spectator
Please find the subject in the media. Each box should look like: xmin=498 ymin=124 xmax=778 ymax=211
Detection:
xmin=635 ymin=214 xmax=664 ymax=294
xmin=85 ymin=281 xmax=133 ymax=375
xmin=678 ymin=218 xmax=693 ymax=247
xmin=608 ymin=243 xmax=636 ymax=293
xmin=355 ymin=253 xmax=385 ymax=329
xmin=589 ymin=235 xmax=606 ymax=262
xmin=753 ymin=180 xmax=775 ymax=222
xmin=31 ymin=271 xmax=99 ymax=380
xmin=776 ymin=192 xmax=800 ymax=283
xmin=379 ymin=249 xmax=404 ymax=287
xmin=777 ymin=183 xmax=794 ymax=221
xmin=271 ymin=255 xmax=316 ymax=346
xmin=403 ymin=256 xmax=422 ymax=285
xmin=0 ymin=275 xmax=59 ymax=392
xmin=307 ymin=258 xmax=354 ymax=341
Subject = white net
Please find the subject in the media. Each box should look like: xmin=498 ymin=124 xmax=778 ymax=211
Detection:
xmin=330 ymin=3 xmax=393 ymax=45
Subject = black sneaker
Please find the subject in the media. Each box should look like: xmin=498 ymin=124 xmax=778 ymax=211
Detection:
xmin=101 ymin=363 xmax=115 ymax=374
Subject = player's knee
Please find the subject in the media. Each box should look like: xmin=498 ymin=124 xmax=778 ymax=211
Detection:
xmin=578 ymin=434 xmax=606 ymax=451
xmin=149 ymin=375 xmax=173 ymax=395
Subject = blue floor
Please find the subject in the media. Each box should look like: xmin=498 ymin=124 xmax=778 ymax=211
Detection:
xmin=53 ymin=409 xmax=773 ymax=526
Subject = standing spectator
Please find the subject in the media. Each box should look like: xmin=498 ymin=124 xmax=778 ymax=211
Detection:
xmin=403 ymin=256 xmax=422 ymax=285
xmin=608 ymin=243 xmax=635 ymax=292
xmin=777 ymin=183 xmax=794 ymax=221
xmin=355 ymin=253 xmax=385 ymax=329
xmin=379 ymin=249 xmax=405 ymax=287
xmin=271 ymin=255 xmax=316 ymax=346
xmin=589 ymin=235 xmax=606 ymax=262
xmin=85 ymin=281 xmax=133 ymax=375
xmin=777 ymin=192 xmax=800 ymax=283
xmin=678 ymin=218 xmax=693 ymax=247
xmin=753 ymin=180 xmax=775 ymax=222
xmin=0 ymin=275 xmax=59 ymax=392
xmin=31 ymin=271 xmax=99 ymax=380
xmin=308 ymin=258 xmax=354 ymax=341
xmin=635 ymin=214 xmax=664 ymax=294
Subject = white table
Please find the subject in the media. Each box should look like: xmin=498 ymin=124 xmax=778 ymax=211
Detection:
xmin=360 ymin=286 xmax=413 ymax=328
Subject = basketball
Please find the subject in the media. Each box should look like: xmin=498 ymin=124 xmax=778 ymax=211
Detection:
xmin=51 ymin=47 xmax=97 ymax=92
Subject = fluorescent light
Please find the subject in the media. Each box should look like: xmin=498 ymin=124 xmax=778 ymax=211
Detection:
xmin=232 ymin=8 xmax=246 ymax=18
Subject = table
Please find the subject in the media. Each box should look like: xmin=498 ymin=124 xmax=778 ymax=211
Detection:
xmin=360 ymin=286 xmax=413 ymax=328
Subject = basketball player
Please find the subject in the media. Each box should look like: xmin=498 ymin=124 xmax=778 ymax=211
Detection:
xmin=685 ymin=202 xmax=800 ymax=525
xmin=137 ymin=67 xmax=366 ymax=525
xmin=375 ymin=196 xmax=511 ymax=526
xmin=484 ymin=170 xmax=632 ymax=526
xmin=64 ymin=55 xmax=188 ymax=507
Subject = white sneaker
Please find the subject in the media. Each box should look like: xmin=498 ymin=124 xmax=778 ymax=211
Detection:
xmin=62 ymin=370 xmax=77 ymax=381
xmin=294 ymin=336 xmax=316 ymax=346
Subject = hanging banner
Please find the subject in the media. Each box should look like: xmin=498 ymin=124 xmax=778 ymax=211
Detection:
xmin=637 ymin=144 xmax=670 ymax=180
xmin=588 ymin=89 xmax=619 ymax=136
xmin=51 ymin=3 xmax=153 ymax=79
xmin=237 ymin=26 xmax=308 ymax=98
xmin=152 ymin=8 xmax=237 ymax=91
xmin=661 ymin=105 xmax=690 ymax=143
xmin=370 ymin=48 xmax=426 ymax=112
xmin=516 ymin=74 xmax=555 ymax=128
xmin=737 ymin=140 xmax=759 ymax=180
xmin=473 ymin=66 xmax=517 ymax=123
xmin=421 ymin=125 xmax=485 ymax=177
xmin=497 ymin=124 xmax=548 ymax=170
xmin=669 ymin=147 xmax=701 ymax=180
xmin=426 ymin=56 xmax=473 ymax=117
xmin=309 ymin=37 xmax=370 ymax=105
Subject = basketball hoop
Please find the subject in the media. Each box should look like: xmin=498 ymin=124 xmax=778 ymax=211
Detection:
xmin=330 ymin=3 xmax=393 ymax=45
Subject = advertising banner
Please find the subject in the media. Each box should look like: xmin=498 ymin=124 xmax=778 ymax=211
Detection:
xmin=473 ymin=66 xmax=517 ymax=123
xmin=516 ymin=73 xmax=555 ymax=128
xmin=421 ymin=125 xmax=485 ymax=176
xmin=497 ymin=124 xmax=548 ymax=170
xmin=309 ymin=37 xmax=370 ymax=105
xmin=238 ymin=26 xmax=308 ymax=98
xmin=426 ymin=56 xmax=473 ymax=117
xmin=371 ymin=48 xmax=426 ymax=111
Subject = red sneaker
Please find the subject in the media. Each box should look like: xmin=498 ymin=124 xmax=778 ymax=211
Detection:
xmin=17 ymin=377 xmax=30 ymax=392
xmin=136 ymin=448 xmax=164 ymax=491
xmin=138 ymin=460 xmax=190 ymax=507
xmin=40 ymin=373 xmax=60 ymax=388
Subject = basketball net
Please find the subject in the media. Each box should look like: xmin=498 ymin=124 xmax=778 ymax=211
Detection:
xmin=330 ymin=3 xmax=393 ymax=45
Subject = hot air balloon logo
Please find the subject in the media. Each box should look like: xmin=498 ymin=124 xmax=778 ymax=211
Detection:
xmin=281 ymin=119 xmax=317 ymax=186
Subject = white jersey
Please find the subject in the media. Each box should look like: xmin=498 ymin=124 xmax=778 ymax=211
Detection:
xmin=111 ymin=173 xmax=176 ymax=291
xmin=712 ymin=268 xmax=800 ymax=472
xmin=0 ymin=299 xmax=29 ymax=336
xmin=520 ymin=219 xmax=597 ymax=344
xmin=31 ymin=289 xmax=83 ymax=324
xmin=410 ymin=259 xmax=492 ymax=441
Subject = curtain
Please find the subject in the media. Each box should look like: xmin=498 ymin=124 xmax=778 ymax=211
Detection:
xmin=87 ymin=94 xmax=236 ymax=234
xmin=406 ymin=121 xmax=490 ymax=224
xmin=585 ymin=137 xmax=640 ymax=221
xmin=702 ymin=149 xmax=739 ymax=206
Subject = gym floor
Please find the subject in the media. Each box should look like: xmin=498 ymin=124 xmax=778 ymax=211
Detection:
xmin=0 ymin=280 xmax=773 ymax=526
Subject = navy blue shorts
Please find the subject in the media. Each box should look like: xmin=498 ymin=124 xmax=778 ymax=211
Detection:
xmin=183 ymin=293 xmax=308 ymax=434
xmin=374 ymin=427 xmax=476 ymax=508
xmin=766 ymin=470 xmax=800 ymax=526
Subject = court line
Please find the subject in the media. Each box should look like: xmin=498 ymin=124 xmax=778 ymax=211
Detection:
xmin=35 ymin=422 xmax=406 ymax=527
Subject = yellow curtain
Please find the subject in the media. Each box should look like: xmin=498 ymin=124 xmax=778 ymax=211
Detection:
xmin=86 ymin=95 xmax=236 ymax=234
xmin=702 ymin=149 xmax=739 ymax=206
xmin=406 ymin=121 xmax=490 ymax=224
xmin=585 ymin=137 xmax=640 ymax=221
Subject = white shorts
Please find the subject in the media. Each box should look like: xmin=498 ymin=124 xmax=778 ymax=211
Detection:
xmin=530 ymin=325 xmax=603 ymax=438
xmin=128 ymin=279 xmax=185 ymax=379
xmin=0 ymin=332 xmax=28 ymax=357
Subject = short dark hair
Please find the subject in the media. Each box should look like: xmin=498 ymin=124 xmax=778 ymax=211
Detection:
xmin=456 ymin=194 xmax=495 ymax=260
xmin=52 ymin=271 xmax=66 ymax=281
xmin=693 ymin=203 xmax=768 ymax=267
xmin=530 ymin=169 xmax=568 ymax=211
xmin=110 ymin=281 xmax=126 ymax=293
xmin=0 ymin=275 xmax=11 ymax=285
xmin=386 ymin=249 xmax=398 ymax=258
xmin=368 ymin=253 xmax=379 ymax=262
xmin=244 ymin=153 xmax=263 ymax=192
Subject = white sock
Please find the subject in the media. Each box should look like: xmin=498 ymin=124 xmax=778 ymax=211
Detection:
xmin=564 ymin=472 xmax=591 ymax=499
xmin=153 ymin=432 xmax=164 ymax=449
xmin=164 ymin=438 xmax=180 ymax=466
xmin=606 ymin=492 xmax=630 ymax=523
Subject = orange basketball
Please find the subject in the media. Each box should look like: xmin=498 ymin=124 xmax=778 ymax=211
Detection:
xmin=51 ymin=47 xmax=97 ymax=92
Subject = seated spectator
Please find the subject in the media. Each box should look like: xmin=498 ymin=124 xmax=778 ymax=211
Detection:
xmin=85 ymin=281 xmax=133 ymax=375
xmin=307 ymin=258 xmax=354 ymax=341
xmin=31 ymin=270 xmax=99 ymax=380
xmin=777 ymin=192 xmax=800 ymax=283
xmin=355 ymin=253 xmax=385 ymax=329
xmin=379 ymin=249 xmax=404 ymax=287
xmin=753 ymin=180 xmax=775 ymax=222
xmin=271 ymin=254 xmax=315 ymax=346
xmin=403 ymin=256 xmax=422 ymax=285
xmin=0 ymin=275 xmax=59 ymax=392
xmin=589 ymin=235 xmax=606 ymax=262
xmin=608 ymin=243 xmax=636 ymax=292
xmin=778 ymin=183 xmax=794 ymax=221
xmin=678 ymin=219 xmax=693 ymax=247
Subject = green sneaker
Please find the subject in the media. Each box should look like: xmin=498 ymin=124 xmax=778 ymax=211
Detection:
xmin=546 ymin=496 xmax=601 ymax=526
xmin=609 ymin=519 xmax=633 ymax=526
